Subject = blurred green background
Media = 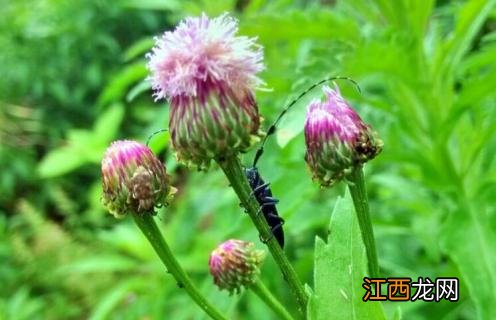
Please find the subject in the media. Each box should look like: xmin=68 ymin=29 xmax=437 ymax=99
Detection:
xmin=1 ymin=0 xmax=495 ymax=319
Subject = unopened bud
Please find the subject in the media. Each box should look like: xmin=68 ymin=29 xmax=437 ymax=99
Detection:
xmin=101 ymin=140 xmax=175 ymax=218
xmin=304 ymin=85 xmax=382 ymax=187
xmin=209 ymin=239 xmax=265 ymax=294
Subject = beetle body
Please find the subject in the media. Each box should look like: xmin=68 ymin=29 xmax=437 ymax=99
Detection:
xmin=245 ymin=167 xmax=285 ymax=248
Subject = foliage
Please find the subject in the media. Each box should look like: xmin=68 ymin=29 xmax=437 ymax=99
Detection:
xmin=308 ymin=191 xmax=386 ymax=320
xmin=1 ymin=0 xmax=495 ymax=319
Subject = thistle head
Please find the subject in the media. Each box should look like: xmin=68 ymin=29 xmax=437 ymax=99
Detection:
xmin=146 ymin=13 xmax=265 ymax=168
xmin=209 ymin=239 xmax=265 ymax=294
xmin=101 ymin=140 xmax=175 ymax=218
xmin=304 ymin=85 xmax=382 ymax=187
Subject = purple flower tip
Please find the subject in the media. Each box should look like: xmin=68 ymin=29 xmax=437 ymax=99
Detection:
xmin=208 ymin=239 xmax=265 ymax=294
xmin=101 ymin=140 xmax=175 ymax=218
xmin=146 ymin=13 xmax=265 ymax=168
xmin=304 ymin=85 xmax=383 ymax=186
xmin=146 ymin=13 xmax=264 ymax=100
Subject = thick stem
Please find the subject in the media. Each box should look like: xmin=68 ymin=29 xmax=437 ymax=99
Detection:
xmin=132 ymin=213 xmax=228 ymax=320
xmin=250 ymin=280 xmax=295 ymax=320
xmin=347 ymin=165 xmax=380 ymax=278
xmin=216 ymin=156 xmax=308 ymax=313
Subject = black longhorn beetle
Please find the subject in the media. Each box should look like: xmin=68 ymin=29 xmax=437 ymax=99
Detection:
xmin=144 ymin=77 xmax=360 ymax=249
xmin=245 ymin=76 xmax=361 ymax=249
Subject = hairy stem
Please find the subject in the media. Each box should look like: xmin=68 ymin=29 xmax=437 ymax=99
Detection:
xmin=251 ymin=280 xmax=295 ymax=320
xmin=216 ymin=156 xmax=308 ymax=313
xmin=347 ymin=165 xmax=380 ymax=278
xmin=132 ymin=213 xmax=228 ymax=320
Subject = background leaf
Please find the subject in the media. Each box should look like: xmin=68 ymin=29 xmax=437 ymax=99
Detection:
xmin=1 ymin=0 xmax=495 ymax=318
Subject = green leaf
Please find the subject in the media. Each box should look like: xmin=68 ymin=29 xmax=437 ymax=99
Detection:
xmin=123 ymin=37 xmax=154 ymax=62
xmin=440 ymin=202 xmax=496 ymax=319
xmin=120 ymin=0 xmax=181 ymax=11
xmin=97 ymin=62 xmax=147 ymax=107
xmin=37 ymin=137 xmax=92 ymax=178
xmin=89 ymin=279 xmax=146 ymax=320
xmin=126 ymin=80 xmax=151 ymax=103
xmin=58 ymin=255 xmax=138 ymax=274
xmin=242 ymin=10 xmax=360 ymax=44
xmin=93 ymin=103 xmax=125 ymax=145
xmin=38 ymin=105 xmax=123 ymax=178
xmin=435 ymin=0 xmax=496 ymax=76
xmin=308 ymin=190 xmax=387 ymax=320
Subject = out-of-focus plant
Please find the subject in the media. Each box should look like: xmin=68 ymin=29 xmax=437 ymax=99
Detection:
xmin=1 ymin=0 xmax=495 ymax=319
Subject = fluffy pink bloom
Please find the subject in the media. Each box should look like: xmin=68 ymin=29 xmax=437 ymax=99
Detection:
xmin=146 ymin=13 xmax=264 ymax=168
xmin=147 ymin=13 xmax=264 ymax=100
xmin=304 ymin=85 xmax=382 ymax=186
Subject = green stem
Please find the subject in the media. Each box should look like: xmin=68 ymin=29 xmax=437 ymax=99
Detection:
xmin=132 ymin=213 xmax=228 ymax=320
xmin=216 ymin=156 xmax=308 ymax=313
xmin=347 ymin=165 xmax=380 ymax=278
xmin=250 ymin=280 xmax=295 ymax=320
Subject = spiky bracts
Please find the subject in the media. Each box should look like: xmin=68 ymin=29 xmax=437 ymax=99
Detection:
xmin=209 ymin=239 xmax=265 ymax=294
xmin=147 ymin=13 xmax=265 ymax=168
xmin=101 ymin=140 xmax=175 ymax=218
xmin=304 ymin=85 xmax=382 ymax=187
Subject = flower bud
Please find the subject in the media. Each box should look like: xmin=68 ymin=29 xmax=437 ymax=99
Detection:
xmin=146 ymin=13 xmax=264 ymax=168
xmin=304 ymin=85 xmax=382 ymax=187
xmin=209 ymin=239 xmax=265 ymax=294
xmin=101 ymin=140 xmax=175 ymax=218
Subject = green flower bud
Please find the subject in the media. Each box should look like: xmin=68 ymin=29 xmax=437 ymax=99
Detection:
xmin=101 ymin=140 xmax=175 ymax=218
xmin=209 ymin=239 xmax=265 ymax=294
xmin=146 ymin=13 xmax=265 ymax=169
xmin=305 ymin=85 xmax=383 ymax=187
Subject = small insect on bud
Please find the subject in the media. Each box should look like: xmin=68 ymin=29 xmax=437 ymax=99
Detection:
xmin=304 ymin=85 xmax=383 ymax=187
xmin=101 ymin=140 xmax=175 ymax=218
xmin=209 ymin=239 xmax=266 ymax=294
xmin=146 ymin=13 xmax=265 ymax=168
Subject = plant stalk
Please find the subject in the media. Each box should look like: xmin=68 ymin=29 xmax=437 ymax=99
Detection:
xmin=347 ymin=165 xmax=380 ymax=278
xmin=132 ymin=213 xmax=228 ymax=320
xmin=216 ymin=156 xmax=308 ymax=313
xmin=251 ymin=280 xmax=294 ymax=320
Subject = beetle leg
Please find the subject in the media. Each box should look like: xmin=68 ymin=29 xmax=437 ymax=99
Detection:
xmin=259 ymin=220 xmax=284 ymax=244
xmin=270 ymin=220 xmax=285 ymax=233
xmin=256 ymin=201 xmax=278 ymax=216
xmin=263 ymin=196 xmax=279 ymax=204
xmin=259 ymin=232 xmax=274 ymax=244
xmin=249 ymin=182 xmax=270 ymax=198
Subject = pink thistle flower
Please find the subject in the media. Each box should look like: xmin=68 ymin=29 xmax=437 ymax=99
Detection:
xmin=209 ymin=239 xmax=265 ymax=294
xmin=304 ymin=85 xmax=382 ymax=187
xmin=101 ymin=140 xmax=175 ymax=218
xmin=146 ymin=13 xmax=264 ymax=168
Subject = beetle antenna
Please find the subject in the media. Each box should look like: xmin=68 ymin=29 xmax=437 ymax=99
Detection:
xmin=146 ymin=129 xmax=169 ymax=147
xmin=252 ymin=76 xmax=361 ymax=167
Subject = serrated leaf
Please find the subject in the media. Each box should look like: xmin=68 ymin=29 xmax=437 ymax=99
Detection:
xmin=435 ymin=0 xmax=496 ymax=74
xmin=308 ymin=190 xmax=386 ymax=320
